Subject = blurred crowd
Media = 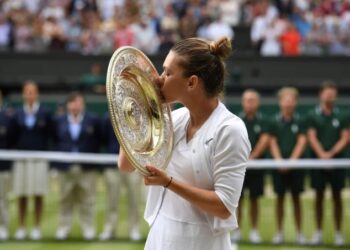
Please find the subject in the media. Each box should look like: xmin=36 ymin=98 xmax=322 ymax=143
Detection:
xmin=0 ymin=0 xmax=349 ymax=56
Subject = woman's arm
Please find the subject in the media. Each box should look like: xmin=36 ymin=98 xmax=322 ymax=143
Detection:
xmin=144 ymin=165 xmax=231 ymax=220
xmin=118 ymin=147 xmax=136 ymax=172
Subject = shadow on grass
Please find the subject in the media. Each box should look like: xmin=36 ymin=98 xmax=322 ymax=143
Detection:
xmin=2 ymin=237 xmax=146 ymax=244
xmin=237 ymin=241 xmax=349 ymax=249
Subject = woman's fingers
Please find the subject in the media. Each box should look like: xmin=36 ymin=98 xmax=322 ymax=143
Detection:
xmin=145 ymin=165 xmax=163 ymax=176
xmin=144 ymin=165 xmax=168 ymax=186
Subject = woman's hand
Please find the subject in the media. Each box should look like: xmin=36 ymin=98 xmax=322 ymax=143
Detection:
xmin=118 ymin=148 xmax=136 ymax=172
xmin=144 ymin=165 xmax=231 ymax=219
xmin=144 ymin=165 xmax=171 ymax=187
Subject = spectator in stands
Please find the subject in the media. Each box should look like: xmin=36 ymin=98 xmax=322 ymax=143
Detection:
xmin=113 ymin=19 xmax=134 ymax=49
xmin=79 ymin=63 xmax=106 ymax=94
xmin=289 ymin=6 xmax=311 ymax=38
xmin=0 ymin=13 xmax=12 ymax=51
xmin=307 ymin=81 xmax=348 ymax=246
xmin=178 ymin=7 xmax=199 ymax=39
xmin=274 ymin=0 xmax=293 ymax=16
xmin=13 ymin=10 xmax=32 ymax=52
xmin=250 ymin=0 xmax=279 ymax=54
xmin=232 ymin=89 xmax=270 ymax=244
xmin=158 ymin=3 xmax=179 ymax=54
xmin=131 ymin=16 xmax=160 ymax=55
xmin=302 ymin=21 xmax=325 ymax=55
xmin=53 ymin=92 xmax=101 ymax=240
xmin=99 ymin=112 xmax=141 ymax=241
xmin=0 ymin=89 xmax=14 ymax=241
xmin=31 ymin=16 xmax=47 ymax=52
xmin=328 ymin=22 xmax=350 ymax=56
xmin=96 ymin=0 xmax=124 ymax=21
xmin=218 ymin=0 xmax=242 ymax=28
xmin=206 ymin=11 xmax=234 ymax=42
xmin=260 ymin=17 xmax=285 ymax=56
xmin=12 ymin=81 xmax=52 ymax=240
xmin=42 ymin=16 xmax=66 ymax=51
xmin=80 ymin=11 xmax=109 ymax=55
xmin=269 ymin=87 xmax=307 ymax=245
xmin=280 ymin=21 xmax=302 ymax=56
xmin=41 ymin=0 xmax=66 ymax=21
xmin=63 ymin=15 xmax=82 ymax=53
xmin=196 ymin=15 xmax=211 ymax=40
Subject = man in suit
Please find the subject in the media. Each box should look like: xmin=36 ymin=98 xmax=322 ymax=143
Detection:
xmin=12 ymin=81 xmax=52 ymax=240
xmin=0 ymin=89 xmax=14 ymax=241
xmin=99 ymin=112 xmax=141 ymax=241
xmin=53 ymin=92 xmax=101 ymax=240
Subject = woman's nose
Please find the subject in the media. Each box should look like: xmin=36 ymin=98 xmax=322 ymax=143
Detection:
xmin=156 ymin=75 xmax=164 ymax=87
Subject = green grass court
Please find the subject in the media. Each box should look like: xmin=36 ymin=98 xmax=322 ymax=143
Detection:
xmin=2 ymin=176 xmax=350 ymax=250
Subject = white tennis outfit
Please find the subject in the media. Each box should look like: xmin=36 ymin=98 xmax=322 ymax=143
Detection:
xmin=144 ymin=102 xmax=251 ymax=250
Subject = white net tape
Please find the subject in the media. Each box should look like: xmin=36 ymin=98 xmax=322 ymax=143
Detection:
xmin=0 ymin=150 xmax=349 ymax=169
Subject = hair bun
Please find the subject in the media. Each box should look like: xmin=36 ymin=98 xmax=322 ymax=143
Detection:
xmin=209 ymin=37 xmax=232 ymax=59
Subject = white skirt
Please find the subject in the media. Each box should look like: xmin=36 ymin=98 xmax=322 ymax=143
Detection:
xmin=12 ymin=159 xmax=49 ymax=196
xmin=144 ymin=213 xmax=233 ymax=250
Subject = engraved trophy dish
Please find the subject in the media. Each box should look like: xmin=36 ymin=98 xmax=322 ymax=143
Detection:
xmin=106 ymin=47 xmax=174 ymax=176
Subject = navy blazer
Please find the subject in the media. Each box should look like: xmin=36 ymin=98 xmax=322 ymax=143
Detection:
xmin=53 ymin=112 xmax=101 ymax=171
xmin=101 ymin=112 xmax=120 ymax=169
xmin=0 ymin=109 xmax=15 ymax=171
xmin=13 ymin=104 xmax=52 ymax=150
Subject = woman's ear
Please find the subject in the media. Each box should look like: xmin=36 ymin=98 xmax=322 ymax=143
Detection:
xmin=188 ymin=75 xmax=199 ymax=90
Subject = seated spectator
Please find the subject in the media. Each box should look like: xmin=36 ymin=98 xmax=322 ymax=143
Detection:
xmin=0 ymin=14 xmax=11 ymax=51
xmin=160 ymin=4 xmax=179 ymax=34
xmin=290 ymin=7 xmax=311 ymax=38
xmin=31 ymin=16 xmax=47 ymax=52
xmin=280 ymin=21 xmax=302 ymax=56
xmin=42 ymin=16 xmax=66 ymax=51
xmin=219 ymin=0 xmax=242 ymax=27
xmin=302 ymin=22 xmax=325 ymax=55
xmin=206 ymin=12 xmax=234 ymax=41
xmin=80 ymin=11 xmax=108 ymax=55
xmin=250 ymin=0 xmax=279 ymax=54
xmin=114 ymin=19 xmax=134 ymax=49
xmin=13 ymin=12 xmax=32 ymax=52
xmin=196 ymin=16 xmax=211 ymax=40
xmin=41 ymin=0 xmax=65 ymax=21
xmin=131 ymin=16 xmax=160 ymax=55
xmin=260 ymin=17 xmax=286 ymax=56
xmin=63 ymin=16 xmax=82 ymax=53
xmin=178 ymin=7 xmax=199 ymax=39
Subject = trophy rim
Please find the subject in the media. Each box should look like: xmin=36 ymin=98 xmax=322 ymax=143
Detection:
xmin=106 ymin=46 xmax=174 ymax=176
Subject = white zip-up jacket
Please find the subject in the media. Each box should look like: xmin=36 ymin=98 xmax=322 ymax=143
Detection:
xmin=144 ymin=102 xmax=251 ymax=235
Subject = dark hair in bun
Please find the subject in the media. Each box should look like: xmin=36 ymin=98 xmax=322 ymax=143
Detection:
xmin=171 ymin=37 xmax=232 ymax=98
